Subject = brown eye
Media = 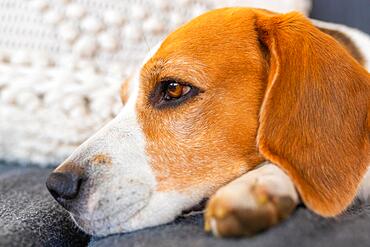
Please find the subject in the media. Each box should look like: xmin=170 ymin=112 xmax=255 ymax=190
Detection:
xmin=149 ymin=79 xmax=201 ymax=109
xmin=165 ymin=82 xmax=191 ymax=100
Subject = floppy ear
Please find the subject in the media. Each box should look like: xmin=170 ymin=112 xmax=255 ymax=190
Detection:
xmin=254 ymin=11 xmax=370 ymax=216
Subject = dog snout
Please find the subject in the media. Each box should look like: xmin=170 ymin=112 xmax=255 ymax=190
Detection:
xmin=46 ymin=170 xmax=83 ymax=206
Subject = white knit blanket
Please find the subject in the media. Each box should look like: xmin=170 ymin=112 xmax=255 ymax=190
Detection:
xmin=0 ymin=0 xmax=311 ymax=166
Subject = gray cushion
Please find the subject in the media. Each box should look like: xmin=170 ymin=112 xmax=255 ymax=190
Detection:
xmin=1 ymin=163 xmax=370 ymax=247
xmin=311 ymin=0 xmax=370 ymax=34
xmin=89 ymin=202 xmax=370 ymax=247
xmin=0 ymin=162 xmax=90 ymax=247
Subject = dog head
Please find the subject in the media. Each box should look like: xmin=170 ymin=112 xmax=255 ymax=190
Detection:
xmin=46 ymin=8 xmax=369 ymax=236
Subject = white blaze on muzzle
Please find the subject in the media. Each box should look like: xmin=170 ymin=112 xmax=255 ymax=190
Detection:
xmin=63 ymin=80 xmax=156 ymax=235
xmin=64 ymin=81 xmax=202 ymax=236
xmin=56 ymin=44 xmax=204 ymax=236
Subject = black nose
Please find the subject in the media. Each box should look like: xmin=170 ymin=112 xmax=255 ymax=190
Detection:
xmin=46 ymin=171 xmax=82 ymax=203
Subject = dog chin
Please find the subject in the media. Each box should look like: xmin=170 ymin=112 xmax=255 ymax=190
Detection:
xmin=72 ymin=191 xmax=203 ymax=237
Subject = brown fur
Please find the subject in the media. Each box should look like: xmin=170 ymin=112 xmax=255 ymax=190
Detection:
xmin=319 ymin=27 xmax=365 ymax=65
xmin=55 ymin=161 xmax=84 ymax=175
xmin=138 ymin=9 xmax=267 ymax=193
xmin=119 ymin=8 xmax=369 ymax=216
xmin=120 ymin=78 xmax=131 ymax=105
xmin=90 ymin=154 xmax=112 ymax=166
xmin=255 ymin=10 xmax=370 ymax=216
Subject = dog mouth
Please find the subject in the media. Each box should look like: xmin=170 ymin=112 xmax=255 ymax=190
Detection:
xmin=71 ymin=192 xmax=208 ymax=237
xmin=71 ymin=198 xmax=149 ymax=236
xmin=67 ymin=176 xmax=155 ymax=236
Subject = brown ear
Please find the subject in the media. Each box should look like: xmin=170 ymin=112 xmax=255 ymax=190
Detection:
xmin=254 ymin=11 xmax=370 ymax=216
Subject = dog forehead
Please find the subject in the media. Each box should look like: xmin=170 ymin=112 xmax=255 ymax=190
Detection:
xmin=155 ymin=8 xmax=257 ymax=55
xmin=141 ymin=8 xmax=262 ymax=88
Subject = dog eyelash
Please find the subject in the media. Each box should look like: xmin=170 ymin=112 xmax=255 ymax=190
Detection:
xmin=149 ymin=79 xmax=201 ymax=109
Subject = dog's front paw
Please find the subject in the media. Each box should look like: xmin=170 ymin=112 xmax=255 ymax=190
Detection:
xmin=204 ymin=166 xmax=298 ymax=237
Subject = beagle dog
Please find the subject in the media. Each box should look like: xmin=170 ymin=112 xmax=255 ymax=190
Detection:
xmin=46 ymin=8 xmax=370 ymax=237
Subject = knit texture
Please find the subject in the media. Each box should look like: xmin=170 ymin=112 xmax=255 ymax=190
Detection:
xmin=0 ymin=0 xmax=311 ymax=166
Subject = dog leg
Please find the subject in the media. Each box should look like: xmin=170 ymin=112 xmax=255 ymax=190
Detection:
xmin=204 ymin=162 xmax=299 ymax=237
xmin=358 ymin=167 xmax=370 ymax=202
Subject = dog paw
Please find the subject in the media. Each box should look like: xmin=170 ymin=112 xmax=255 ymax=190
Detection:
xmin=204 ymin=179 xmax=297 ymax=237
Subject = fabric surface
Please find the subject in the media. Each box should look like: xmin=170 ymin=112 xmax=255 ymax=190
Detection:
xmin=311 ymin=0 xmax=370 ymax=34
xmin=90 ymin=203 xmax=370 ymax=247
xmin=1 ymin=163 xmax=370 ymax=247
xmin=0 ymin=162 xmax=90 ymax=247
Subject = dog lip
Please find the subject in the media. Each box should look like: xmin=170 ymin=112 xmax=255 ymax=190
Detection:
xmin=65 ymin=181 xmax=153 ymax=221
xmin=70 ymin=197 xmax=150 ymax=236
xmin=71 ymin=198 xmax=147 ymax=222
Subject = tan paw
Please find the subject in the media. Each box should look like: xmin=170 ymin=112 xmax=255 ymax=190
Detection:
xmin=204 ymin=183 xmax=297 ymax=237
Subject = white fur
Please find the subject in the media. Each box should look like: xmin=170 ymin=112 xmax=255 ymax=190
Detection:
xmin=213 ymin=162 xmax=298 ymax=208
xmin=312 ymin=19 xmax=370 ymax=70
xmin=64 ymin=70 xmax=156 ymax=235
xmin=358 ymin=168 xmax=370 ymax=203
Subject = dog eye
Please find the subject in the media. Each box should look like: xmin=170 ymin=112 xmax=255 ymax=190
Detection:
xmin=149 ymin=79 xmax=201 ymax=109
xmin=164 ymin=81 xmax=191 ymax=100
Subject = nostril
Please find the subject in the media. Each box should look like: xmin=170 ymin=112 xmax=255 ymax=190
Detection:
xmin=46 ymin=172 xmax=82 ymax=201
